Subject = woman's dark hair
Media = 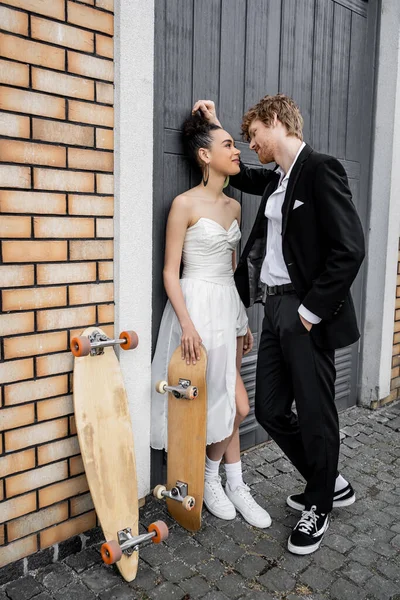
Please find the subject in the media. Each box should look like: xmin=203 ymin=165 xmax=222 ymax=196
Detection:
xmin=182 ymin=112 xmax=221 ymax=167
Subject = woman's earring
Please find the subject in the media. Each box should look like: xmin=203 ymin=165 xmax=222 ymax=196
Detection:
xmin=202 ymin=163 xmax=209 ymax=187
xmin=223 ymin=176 xmax=230 ymax=189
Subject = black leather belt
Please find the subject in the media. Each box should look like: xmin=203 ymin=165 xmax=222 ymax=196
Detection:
xmin=264 ymin=283 xmax=296 ymax=297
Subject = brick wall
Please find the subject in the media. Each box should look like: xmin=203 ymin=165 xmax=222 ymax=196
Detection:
xmin=0 ymin=0 xmax=114 ymax=568
xmin=390 ymin=240 xmax=400 ymax=402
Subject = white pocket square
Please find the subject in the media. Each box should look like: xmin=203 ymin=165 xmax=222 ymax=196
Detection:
xmin=293 ymin=200 xmax=304 ymax=210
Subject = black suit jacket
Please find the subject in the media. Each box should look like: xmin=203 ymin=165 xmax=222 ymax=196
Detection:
xmin=231 ymin=144 xmax=365 ymax=350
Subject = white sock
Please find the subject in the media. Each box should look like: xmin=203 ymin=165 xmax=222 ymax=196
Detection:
xmin=335 ymin=474 xmax=348 ymax=493
xmin=205 ymin=455 xmax=221 ymax=480
xmin=225 ymin=460 xmax=244 ymax=491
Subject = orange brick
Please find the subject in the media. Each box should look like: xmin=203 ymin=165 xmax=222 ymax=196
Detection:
xmin=0 ymin=87 xmax=65 ymax=119
xmin=0 ymin=525 xmax=3 ymax=545
xmin=32 ymin=118 xmax=94 ymax=147
xmin=68 ymin=148 xmax=113 ymax=172
xmin=68 ymin=194 xmax=113 ymax=216
xmin=41 ymin=510 xmax=96 ymax=548
xmin=0 ymin=404 xmax=35 ymax=432
xmin=68 ymin=2 xmax=113 ymax=34
xmin=0 ymin=112 xmax=30 ymax=139
xmin=68 ymin=51 xmax=113 ymax=83
xmin=96 ymin=82 xmax=113 ymax=104
xmin=96 ymin=218 xmax=113 ymax=237
xmin=70 ymin=239 xmax=113 ymax=260
xmin=391 ymin=366 xmax=400 ymax=379
xmin=101 ymin=324 xmax=114 ymax=338
xmin=0 ymin=312 xmax=34 ymax=337
xmin=96 ymin=0 xmax=113 ymax=11
xmin=96 ymin=128 xmax=113 ymax=150
xmin=34 ymin=168 xmax=94 ymax=193
xmin=0 ymin=535 xmax=37 ymax=569
xmin=397 ymin=286 xmax=400 ymax=298
xmin=96 ymin=33 xmax=113 ymax=58
xmin=98 ymin=261 xmax=113 ymax=280
xmin=36 ymin=352 xmax=73 ymax=377
xmin=0 ymin=32 xmax=65 ymax=71
xmin=69 ymin=100 xmax=113 ymax=127
xmin=5 ymin=374 xmax=68 ymax=406
xmin=0 ymin=215 xmax=30 ymax=238
xmin=393 ymin=354 xmax=400 ymax=367
xmin=37 ymin=305 xmax=96 ymax=331
xmin=0 ymin=164 xmax=30 ymax=188
xmin=69 ymin=282 xmax=113 ymax=305
xmin=32 ymin=68 xmax=94 ymax=101
xmin=37 ymin=395 xmax=73 ymax=421
xmin=393 ymin=344 xmax=399 ymax=356
xmin=2 ymin=0 xmax=65 ymax=20
xmin=4 ymin=331 xmax=68 ymax=360
xmin=0 ymin=58 xmax=29 ymax=86
xmin=96 ymin=173 xmax=113 ymax=194
xmin=396 ymin=297 xmax=400 ymax=309
xmin=394 ymin=332 xmax=400 ymax=344
xmin=2 ymin=286 xmax=67 ymax=311
xmin=31 ymin=16 xmax=94 ymax=52
xmin=34 ymin=216 xmax=94 ymax=238
xmin=0 ymin=190 xmax=66 ymax=215
xmin=396 ymin=309 xmax=400 ymax=321
xmin=0 ymin=492 xmax=36 ymax=525
xmin=0 ymin=449 xmax=35 ymax=478
xmin=0 ymin=358 xmax=34 ymax=384
xmin=0 ymin=139 xmax=66 ymax=167
xmin=2 ymin=240 xmax=67 ymax=263
xmin=37 ymin=262 xmax=96 ymax=285
xmin=78 ymin=0 xmax=94 ymax=4
xmin=69 ymin=455 xmax=84 ymax=476
xmin=0 ymin=5 xmax=29 ymax=35
xmin=69 ymin=415 xmax=76 ymax=435
xmin=38 ymin=436 xmax=80 ymax=465
xmin=395 ymin=321 xmax=400 ymax=333
xmin=6 ymin=420 xmax=69 ymax=457
xmin=8 ymin=502 xmax=69 ymax=542
xmin=39 ymin=473 xmax=88 ymax=507
xmin=70 ymin=492 xmax=94 ymax=517
xmin=0 ymin=265 xmax=34 ymax=288
xmin=98 ymin=303 xmax=114 ymax=323
xmin=6 ymin=460 xmax=68 ymax=498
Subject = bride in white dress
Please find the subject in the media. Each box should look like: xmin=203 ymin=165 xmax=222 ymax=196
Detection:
xmin=151 ymin=112 xmax=271 ymax=528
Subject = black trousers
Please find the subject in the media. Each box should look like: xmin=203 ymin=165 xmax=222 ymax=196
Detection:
xmin=255 ymin=293 xmax=339 ymax=514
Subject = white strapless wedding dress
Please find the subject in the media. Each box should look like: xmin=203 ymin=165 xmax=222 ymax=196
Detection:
xmin=151 ymin=217 xmax=249 ymax=450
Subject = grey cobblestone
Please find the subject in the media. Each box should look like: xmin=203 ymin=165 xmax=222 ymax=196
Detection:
xmin=1 ymin=403 xmax=400 ymax=600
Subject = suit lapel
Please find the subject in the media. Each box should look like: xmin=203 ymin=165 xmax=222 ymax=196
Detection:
xmin=281 ymin=144 xmax=313 ymax=238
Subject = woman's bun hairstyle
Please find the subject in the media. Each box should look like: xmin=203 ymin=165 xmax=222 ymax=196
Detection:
xmin=182 ymin=111 xmax=221 ymax=167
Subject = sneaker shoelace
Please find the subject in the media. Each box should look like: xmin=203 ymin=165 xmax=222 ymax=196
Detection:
xmin=206 ymin=476 xmax=227 ymax=501
xmin=234 ymin=484 xmax=260 ymax=509
xmin=297 ymin=505 xmax=318 ymax=535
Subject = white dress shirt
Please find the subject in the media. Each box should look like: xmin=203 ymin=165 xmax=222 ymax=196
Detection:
xmin=260 ymin=142 xmax=321 ymax=324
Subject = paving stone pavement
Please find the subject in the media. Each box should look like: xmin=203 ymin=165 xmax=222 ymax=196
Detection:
xmin=1 ymin=403 xmax=400 ymax=600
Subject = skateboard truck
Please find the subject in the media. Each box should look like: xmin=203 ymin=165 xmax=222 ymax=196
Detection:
xmin=153 ymin=481 xmax=196 ymax=511
xmin=100 ymin=521 xmax=169 ymax=565
xmin=155 ymin=378 xmax=198 ymax=400
xmin=70 ymin=329 xmax=139 ymax=357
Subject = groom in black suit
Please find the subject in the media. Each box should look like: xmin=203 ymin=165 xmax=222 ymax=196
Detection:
xmin=193 ymin=94 xmax=365 ymax=555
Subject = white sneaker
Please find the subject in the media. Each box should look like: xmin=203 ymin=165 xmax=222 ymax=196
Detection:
xmin=226 ymin=482 xmax=272 ymax=528
xmin=204 ymin=476 xmax=236 ymax=520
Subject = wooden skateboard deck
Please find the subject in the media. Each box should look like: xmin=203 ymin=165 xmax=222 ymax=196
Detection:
xmin=72 ymin=326 xmax=140 ymax=581
xmin=160 ymin=345 xmax=207 ymax=532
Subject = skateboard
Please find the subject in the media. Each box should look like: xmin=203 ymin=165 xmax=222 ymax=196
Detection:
xmin=153 ymin=344 xmax=207 ymax=532
xmin=71 ymin=326 xmax=168 ymax=582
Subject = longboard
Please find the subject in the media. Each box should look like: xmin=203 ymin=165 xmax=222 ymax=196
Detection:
xmin=154 ymin=344 xmax=207 ymax=532
xmin=71 ymin=326 xmax=168 ymax=581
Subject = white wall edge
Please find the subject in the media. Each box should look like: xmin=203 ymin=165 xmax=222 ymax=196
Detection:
xmin=114 ymin=0 xmax=155 ymax=497
xmin=360 ymin=0 xmax=400 ymax=405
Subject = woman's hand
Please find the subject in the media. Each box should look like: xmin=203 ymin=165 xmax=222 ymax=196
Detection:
xmin=243 ymin=327 xmax=254 ymax=355
xmin=181 ymin=324 xmax=202 ymax=365
xmin=192 ymin=100 xmax=221 ymax=127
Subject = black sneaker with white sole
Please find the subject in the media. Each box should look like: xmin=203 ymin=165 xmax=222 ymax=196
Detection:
xmin=286 ymin=482 xmax=355 ymax=512
xmin=288 ymin=506 xmax=329 ymax=555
